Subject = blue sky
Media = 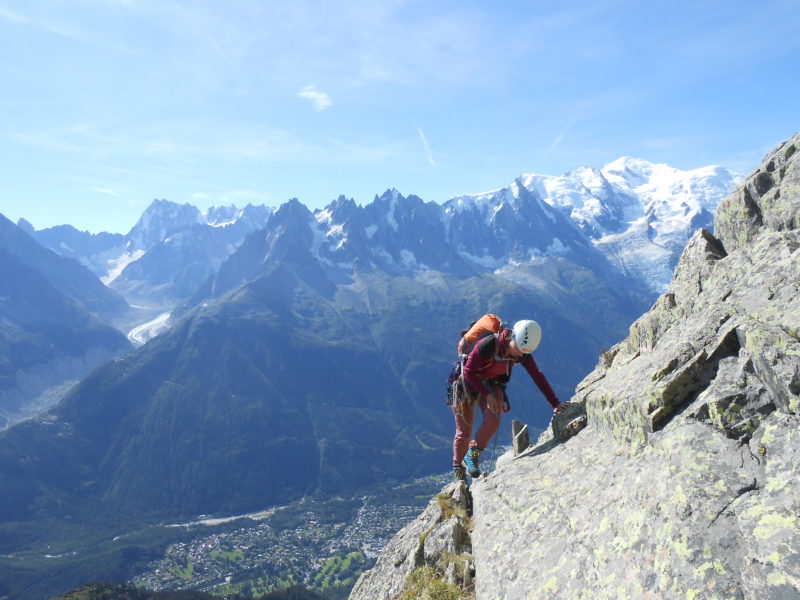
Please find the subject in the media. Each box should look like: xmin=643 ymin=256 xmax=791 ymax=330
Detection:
xmin=1 ymin=0 xmax=798 ymax=233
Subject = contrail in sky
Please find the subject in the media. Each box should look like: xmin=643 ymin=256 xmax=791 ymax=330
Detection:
xmin=417 ymin=127 xmax=436 ymax=167
xmin=545 ymin=119 xmax=576 ymax=158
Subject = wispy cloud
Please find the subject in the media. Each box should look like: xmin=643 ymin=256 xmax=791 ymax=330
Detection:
xmin=0 ymin=5 xmax=89 ymax=40
xmin=90 ymin=186 xmax=122 ymax=196
xmin=298 ymin=85 xmax=332 ymax=111
xmin=9 ymin=120 xmax=401 ymax=169
xmin=0 ymin=5 xmax=26 ymax=23
xmin=417 ymin=127 xmax=436 ymax=167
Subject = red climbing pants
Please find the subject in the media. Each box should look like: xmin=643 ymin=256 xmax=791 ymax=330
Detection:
xmin=452 ymin=386 xmax=506 ymax=465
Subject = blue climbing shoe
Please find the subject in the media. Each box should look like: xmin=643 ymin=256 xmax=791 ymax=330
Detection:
xmin=464 ymin=448 xmax=482 ymax=478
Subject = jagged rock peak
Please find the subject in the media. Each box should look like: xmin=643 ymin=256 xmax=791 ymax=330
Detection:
xmin=139 ymin=198 xmax=202 ymax=220
xmin=269 ymin=197 xmax=313 ymax=226
xmin=374 ymin=187 xmax=403 ymax=203
xmin=203 ymin=203 xmax=240 ymax=225
xmin=125 ymin=199 xmax=203 ymax=251
xmin=715 ymin=132 xmax=800 ymax=253
xmin=316 ymin=195 xmax=360 ymax=225
xmin=16 ymin=217 xmax=35 ymax=234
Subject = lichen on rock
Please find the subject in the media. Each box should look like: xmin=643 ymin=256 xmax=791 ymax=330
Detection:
xmin=716 ymin=134 xmax=800 ymax=253
xmin=578 ymin=133 xmax=800 ymax=446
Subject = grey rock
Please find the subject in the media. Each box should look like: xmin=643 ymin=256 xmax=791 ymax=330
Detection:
xmin=716 ymin=133 xmax=800 ymax=254
xmin=467 ymin=132 xmax=800 ymax=598
xmin=471 ymin=409 xmax=800 ymax=599
xmin=463 ymin=559 xmax=474 ymax=589
xmin=353 ymin=133 xmax=800 ymax=600
xmin=552 ymin=400 xmax=588 ymax=443
xmin=349 ymin=481 xmax=474 ymax=600
xmin=579 ymin=221 xmax=799 ymax=446
xmin=692 ymin=351 xmax=774 ymax=439
xmin=444 ymin=561 xmax=457 ymax=585
xmin=424 ymin=516 xmax=470 ymax=562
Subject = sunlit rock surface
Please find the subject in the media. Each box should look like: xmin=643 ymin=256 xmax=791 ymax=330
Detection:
xmin=471 ymin=133 xmax=800 ymax=599
xmin=352 ymin=133 xmax=800 ymax=600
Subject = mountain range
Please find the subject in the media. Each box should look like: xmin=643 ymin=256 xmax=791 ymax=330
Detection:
xmin=0 ymin=155 xmax=740 ymax=599
xmin=26 ymin=201 xmax=272 ymax=307
xmin=519 ymin=157 xmax=740 ymax=292
xmin=27 ymin=159 xmax=739 ymax=312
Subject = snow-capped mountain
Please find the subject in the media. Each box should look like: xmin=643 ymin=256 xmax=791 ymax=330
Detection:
xmin=124 ymin=200 xmax=272 ymax=248
xmin=125 ymin=199 xmax=204 ymax=252
xmin=443 ymin=179 xmax=607 ymax=273
xmin=301 ymin=159 xmax=735 ymax=293
xmin=181 ymin=156 xmax=739 ymax=319
xmin=179 ymin=185 xmax=633 ymax=318
xmin=312 ymin=185 xmax=610 ymax=277
xmin=31 ymin=200 xmax=274 ymax=306
xmin=520 ymin=158 xmax=741 ymax=292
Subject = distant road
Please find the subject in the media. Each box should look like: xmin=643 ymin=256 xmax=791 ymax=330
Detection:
xmin=127 ymin=312 xmax=171 ymax=346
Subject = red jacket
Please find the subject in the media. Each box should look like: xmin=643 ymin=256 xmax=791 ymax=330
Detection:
xmin=463 ymin=333 xmax=560 ymax=408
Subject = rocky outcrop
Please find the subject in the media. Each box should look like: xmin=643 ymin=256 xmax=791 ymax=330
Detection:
xmin=352 ymin=133 xmax=800 ymax=599
xmin=579 ymin=133 xmax=799 ymax=447
xmin=349 ymin=482 xmax=475 ymax=599
xmin=715 ymin=136 xmax=799 ymax=253
xmin=472 ymin=409 xmax=799 ymax=599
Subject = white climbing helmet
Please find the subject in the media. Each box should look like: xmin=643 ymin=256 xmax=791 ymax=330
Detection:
xmin=512 ymin=319 xmax=541 ymax=353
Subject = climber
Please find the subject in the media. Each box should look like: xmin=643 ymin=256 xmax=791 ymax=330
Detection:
xmin=452 ymin=319 xmax=565 ymax=481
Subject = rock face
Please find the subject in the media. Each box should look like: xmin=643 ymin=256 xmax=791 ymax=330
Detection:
xmin=349 ymin=482 xmax=474 ymax=600
xmin=352 ymin=133 xmax=800 ymax=599
xmin=581 ymin=133 xmax=799 ymax=447
xmin=471 ymin=133 xmax=800 ymax=599
xmin=715 ymin=138 xmax=799 ymax=254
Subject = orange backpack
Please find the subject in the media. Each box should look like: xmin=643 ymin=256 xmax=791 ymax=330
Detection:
xmin=457 ymin=313 xmax=503 ymax=357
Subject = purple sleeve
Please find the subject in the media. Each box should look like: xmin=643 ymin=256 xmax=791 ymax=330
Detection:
xmin=520 ymin=354 xmax=560 ymax=407
xmin=462 ymin=336 xmax=496 ymax=399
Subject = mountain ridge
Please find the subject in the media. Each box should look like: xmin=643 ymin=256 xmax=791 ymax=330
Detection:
xmin=26 ymin=157 xmax=738 ymax=310
xmin=0 ymin=215 xmax=131 ymax=430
